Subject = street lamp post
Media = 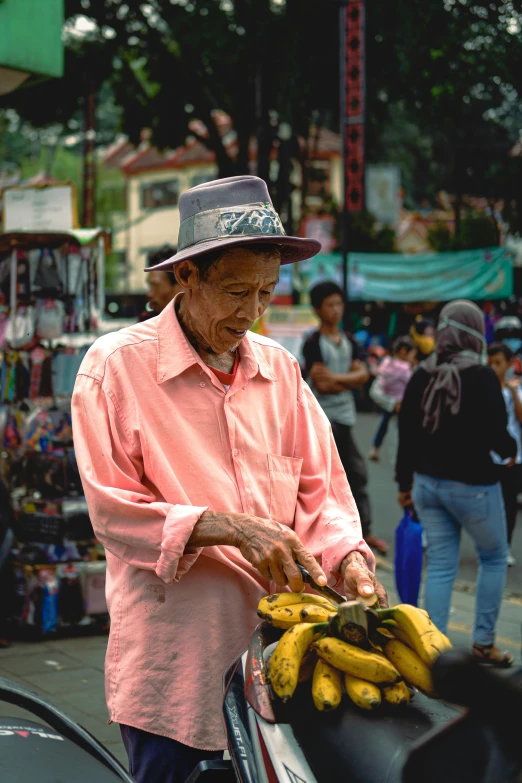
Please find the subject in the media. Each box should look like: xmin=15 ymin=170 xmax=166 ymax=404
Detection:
xmin=340 ymin=0 xmax=366 ymax=325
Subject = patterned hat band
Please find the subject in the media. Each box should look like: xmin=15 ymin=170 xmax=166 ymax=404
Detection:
xmin=177 ymin=202 xmax=286 ymax=252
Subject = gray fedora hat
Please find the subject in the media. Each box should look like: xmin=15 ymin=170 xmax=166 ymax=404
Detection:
xmin=144 ymin=175 xmax=321 ymax=272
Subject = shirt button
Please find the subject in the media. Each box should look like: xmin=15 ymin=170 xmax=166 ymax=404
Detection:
xmin=199 ymin=382 xmax=206 ymax=388
xmin=232 ymin=449 xmax=239 ymax=457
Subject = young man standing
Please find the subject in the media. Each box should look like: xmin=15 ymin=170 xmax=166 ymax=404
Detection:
xmin=303 ymin=281 xmax=388 ymax=555
xmin=141 ymin=245 xmax=182 ymax=319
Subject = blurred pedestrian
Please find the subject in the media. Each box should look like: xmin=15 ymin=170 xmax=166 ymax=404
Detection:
xmin=493 ymin=316 xmax=522 ymax=377
xmin=410 ymin=317 xmax=435 ymax=362
xmin=488 ymin=342 xmax=522 ymax=566
xmin=140 ymin=245 xmax=181 ymax=320
xmin=369 ymin=336 xmax=417 ymax=462
xmin=303 ymin=281 xmax=389 ymax=555
xmin=396 ymin=300 xmax=515 ymax=666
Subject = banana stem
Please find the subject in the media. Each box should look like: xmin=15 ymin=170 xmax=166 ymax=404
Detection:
xmin=374 ymin=609 xmax=394 ymax=621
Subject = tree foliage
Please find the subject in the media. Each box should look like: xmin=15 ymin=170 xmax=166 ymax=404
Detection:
xmin=1 ymin=0 xmax=522 ymax=227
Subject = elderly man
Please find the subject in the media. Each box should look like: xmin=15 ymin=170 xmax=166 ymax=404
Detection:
xmin=72 ymin=176 xmax=386 ymax=783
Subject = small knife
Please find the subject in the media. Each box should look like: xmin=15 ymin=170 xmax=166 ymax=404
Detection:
xmin=296 ymin=563 xmax=345 ymax=605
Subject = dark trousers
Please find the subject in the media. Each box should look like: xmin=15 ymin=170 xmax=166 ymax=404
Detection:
xmin=120 ymin=724 xmax=223 ymax=783
xmin=499 ymin=464 xmax=521 ymax=545
xmin=372 ymin=411 xmax=393 ymax=448
xmin=331 ymin=421 xmax=372 ymax=537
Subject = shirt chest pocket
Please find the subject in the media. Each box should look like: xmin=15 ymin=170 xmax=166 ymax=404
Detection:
xmin=268 ymin=454 xmax=303 ymax=526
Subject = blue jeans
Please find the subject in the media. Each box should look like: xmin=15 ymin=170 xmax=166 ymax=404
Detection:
xmin=120 ymin=724 xmax=223 ymax=783
xmin=412 ymin=474 xmax=508 ymax=645
xmin=373 ymin=410 xmax=393 ymax=448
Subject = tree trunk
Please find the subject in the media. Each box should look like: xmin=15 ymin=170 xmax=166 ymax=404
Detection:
xmin=195 ymin=103 xmax=235 ymax=178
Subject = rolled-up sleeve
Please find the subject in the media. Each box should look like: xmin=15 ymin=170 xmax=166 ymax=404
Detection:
xmin=293 ymin=369 xmax=375 ymax=590
xmin=72 ymin=373 xmax=207 ymax=584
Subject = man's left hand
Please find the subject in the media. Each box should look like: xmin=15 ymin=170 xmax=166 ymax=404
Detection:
xmin=341 ymin=551 xmax=388 ymax=608
xmin=310 ymin=362 xmax=335 ymax=384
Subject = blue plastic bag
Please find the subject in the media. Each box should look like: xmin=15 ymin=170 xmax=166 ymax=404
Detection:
xmin=394 ymin=509 xmax=423 ymax=606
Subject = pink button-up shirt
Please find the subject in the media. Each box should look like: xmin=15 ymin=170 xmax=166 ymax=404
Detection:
xmin=71 ymin=300 xmax=374 ymax=750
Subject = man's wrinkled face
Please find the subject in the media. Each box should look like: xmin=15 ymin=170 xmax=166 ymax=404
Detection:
xmin=147 ymin=271 xmax=181 ymax=313
xmin=176 ymin=247 xmax=281 ymax=354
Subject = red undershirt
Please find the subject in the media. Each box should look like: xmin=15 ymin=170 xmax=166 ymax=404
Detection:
xmin=208 ymin=351 xmax=240 ymax=387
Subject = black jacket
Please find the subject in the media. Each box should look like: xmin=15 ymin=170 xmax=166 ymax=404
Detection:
xmin=395 ymin=364 xmax=517 ymax=490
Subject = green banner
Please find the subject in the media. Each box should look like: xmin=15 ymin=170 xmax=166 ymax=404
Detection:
xmin=300 ymin=247 xmax=514 ymax=302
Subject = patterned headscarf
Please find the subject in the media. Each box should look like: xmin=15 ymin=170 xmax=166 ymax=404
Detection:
xmin=421 ymin=300 xmax=486 ymax=434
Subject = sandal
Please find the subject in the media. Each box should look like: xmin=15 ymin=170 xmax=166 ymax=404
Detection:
xmin=472 ymin=643 xmax=514 ymax=668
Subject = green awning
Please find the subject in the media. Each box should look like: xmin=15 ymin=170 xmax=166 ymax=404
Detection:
xmin=300 ymin=247 xmax=514 ymax=302
xmin=0 ymin=228 xmax=107 ymax=253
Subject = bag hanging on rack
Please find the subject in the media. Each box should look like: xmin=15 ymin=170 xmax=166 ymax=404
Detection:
xmin=33 ymin=249 xmax=63 ymax=297
xmin=15 ymin=252 xmax=32 ymax=302
xmin=5 ymin=305 xmax=36 ymax=349
xmin=35 ymin=298 xmax=65 ymax=340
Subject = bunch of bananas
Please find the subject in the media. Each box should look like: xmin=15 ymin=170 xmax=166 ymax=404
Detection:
xmin=259 ymin=593 xmax=452 ymax=712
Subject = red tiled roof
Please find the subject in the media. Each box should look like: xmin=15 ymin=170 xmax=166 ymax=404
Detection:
xmin=103 ymin=139 xmax=135 ymax=169
xmin=114 ymin=116 xmax=342 ymax=176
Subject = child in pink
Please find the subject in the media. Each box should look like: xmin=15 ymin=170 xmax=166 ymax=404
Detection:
xmin=369 ymin=336 xmax=417 ymax=461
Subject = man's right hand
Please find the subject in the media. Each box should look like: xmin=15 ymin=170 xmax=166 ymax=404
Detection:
xmin=234 ymin=515 xmax=327 ymax=592
xmin=189 ymin=510 xmax=327 ymax=592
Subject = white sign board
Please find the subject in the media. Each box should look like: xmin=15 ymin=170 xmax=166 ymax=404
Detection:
xmin=365 ymin=165 xmax=401 ymax=227
xmin=3 ymin=185 xmax=74 ymax=232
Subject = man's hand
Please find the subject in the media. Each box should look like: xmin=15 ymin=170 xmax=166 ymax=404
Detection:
xmin=235 ymin=515 xmax=327 ymax=592
xmin=398 ymin=490 xmax=413 ymax=508
xmin=341 ymin=551 xmax=388 ymax=608
xmin=309 ymin=363 xmax=345 ymax=394
xmin=310 ymin=362 xmax=335 ymax=384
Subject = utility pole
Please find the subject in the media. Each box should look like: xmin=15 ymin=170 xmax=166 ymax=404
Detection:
xmin=82 ymin=82 xmax=97 ymax=227
xmin=340 ymin=0 xmax=365 ymax=326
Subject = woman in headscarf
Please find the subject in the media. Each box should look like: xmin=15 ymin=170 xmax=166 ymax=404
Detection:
xmin=396 ymin=300 xmax=516 ymax=666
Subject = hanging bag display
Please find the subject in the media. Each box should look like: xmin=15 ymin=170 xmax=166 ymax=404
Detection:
xmin=4 ymin=305 xmax=36 ymax=349
xmin=33 ymin=249 xmax=63 ymax=297
xmin=35 ymin=298 xmax=65 ymax=340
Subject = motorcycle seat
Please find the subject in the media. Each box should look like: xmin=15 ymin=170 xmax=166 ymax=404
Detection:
xmin=275 ymin=684 xmax=461 ymax=783
xmin=0 ymin=716 xmax=126 ymax=783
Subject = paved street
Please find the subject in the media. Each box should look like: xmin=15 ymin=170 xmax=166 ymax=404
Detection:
xmin=0 ymin=412 xmax=520 ymax=773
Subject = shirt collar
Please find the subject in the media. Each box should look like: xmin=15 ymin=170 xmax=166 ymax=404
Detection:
xmin=156 ymin=296 xmax=277 ymax=384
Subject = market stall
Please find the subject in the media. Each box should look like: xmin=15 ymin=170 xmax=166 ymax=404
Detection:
xmin=0 ymin=228 xmax=109 ymax=636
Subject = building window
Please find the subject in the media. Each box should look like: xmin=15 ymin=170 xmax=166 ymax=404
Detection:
xmin=140 ymin=180 xmax=179 ymax=209
xmin=190 ymin=173 xmax=214 ymax=189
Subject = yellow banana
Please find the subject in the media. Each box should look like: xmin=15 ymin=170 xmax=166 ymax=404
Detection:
xmin=264 ymin=605 xmax=308 ymax=629
xmin=313 ymin=637 xmax=401 ymax=684
xmin=383 ymin=639 xmax=436 ymax=696
xmin=382 ymin=680 xmax=412 ymax=706
xmin=300 ymin=605 xmax=337 ymax=623
xmin=344 ymin=673 xmax=381 ymax=710
xmin=269 ymin=622 xmax=328 ymax=702
xmin=312 ymin=659 xmax=343 ymax=711
xmin=380 ymin=620 xmax=415 ymax=649
xmin=378 ymin=605 xmax=452 ymax=666
xmin=298 ymin=649 xmax=317 ymax=683
xmin=258 ymin=592 xmax=336 ymax=618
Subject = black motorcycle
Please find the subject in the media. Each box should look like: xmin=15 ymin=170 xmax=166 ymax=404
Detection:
xmin=1 ymin=642 xmax=521 ymax=783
